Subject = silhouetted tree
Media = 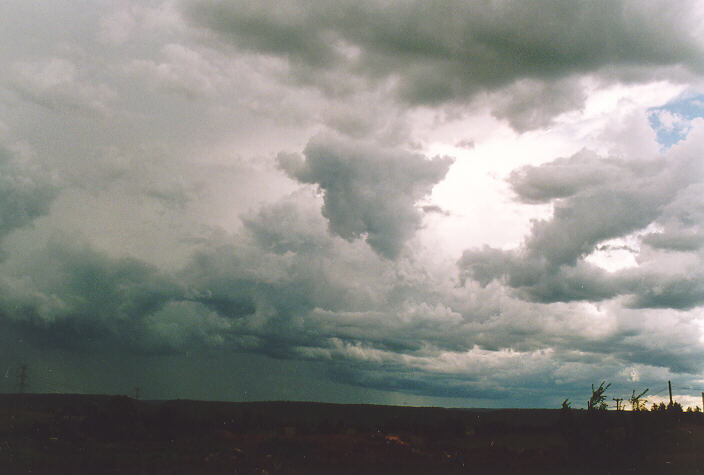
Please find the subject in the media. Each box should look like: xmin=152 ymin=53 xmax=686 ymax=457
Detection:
xmin=588 ymin=381 xmax=611 ymax=411
xmin=561 ymin=398 xmax=572 ymax=412
xmin=629 ymin=388 xmax=648 ymax=412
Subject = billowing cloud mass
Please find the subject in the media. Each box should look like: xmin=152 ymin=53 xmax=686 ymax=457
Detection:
xmin=459 ymin=125 xmax=704 ymax=308
xmin=1 ymin=0 xmax=704 ymax=408
xmin=278 ymin=135 xmax=453 ymax=258
xmin=185 ymin=0 xmax=704 ymax=130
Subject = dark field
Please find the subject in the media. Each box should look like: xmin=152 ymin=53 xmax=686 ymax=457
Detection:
xmin=2 ymin=394 xmax=704 ymax=474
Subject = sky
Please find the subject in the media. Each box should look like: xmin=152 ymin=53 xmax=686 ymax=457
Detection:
xmin=1 ymin=0 xmax=704 ymax=409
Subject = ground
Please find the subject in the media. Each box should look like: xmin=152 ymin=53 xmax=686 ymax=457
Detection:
xmin=1 ymin=394 xmax=703 ymax=474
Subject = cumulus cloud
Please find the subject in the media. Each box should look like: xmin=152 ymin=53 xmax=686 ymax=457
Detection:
xmin=278 ymin=134 xmax=453 ymax=258
xmin=165 ymin=196 xmax=566 ymax=400
xmin=507 ymin=150 xmax=615 ymax=204
xmin=0 ymin=191 xmax=507 ymax=399
xmin=459 ymin=124 xmax=704 ymax=308
xmin=489 ymin=78 xmax=587 ymax=132
xmin=3 ymin=188 xmax=702 ymax=403
xmin=3 ymin=0 xmax=704 ymax=406
xmin=185 ymin=0 xmax=704 ymax=130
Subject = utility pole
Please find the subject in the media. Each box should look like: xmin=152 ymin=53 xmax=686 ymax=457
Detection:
xmin=612 ymin=398 xmax=623 ymax=411
xmin=17 ymin=365 xmax=27 ymax=394
xmin=134 ymin=387 xmax=140 ymax=400
xmin=668 ymin=380 xmax=673 ymax=406
xmin=701 ymin=392 xmax=703 ymax=411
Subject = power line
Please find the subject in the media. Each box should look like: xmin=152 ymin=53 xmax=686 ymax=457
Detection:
xmin=649 ymin=386 xmax=669 ymax=396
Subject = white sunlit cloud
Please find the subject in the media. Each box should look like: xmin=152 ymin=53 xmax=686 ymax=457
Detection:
xmin=648 ymin=92 xmax=704 ymax=149
xmin=585 ymin=223 xmax=664 ymax=272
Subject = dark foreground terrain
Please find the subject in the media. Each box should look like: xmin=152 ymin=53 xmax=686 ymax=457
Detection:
xmin=2 ymin=394 xmax=704 ymax=474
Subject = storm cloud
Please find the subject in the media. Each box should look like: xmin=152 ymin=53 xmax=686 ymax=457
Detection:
xmin=278 ymin=134 xmax=453 ymax=258
xmin=2 ymin=0 xmax=704 ymax=408
xmin=186 ymin=0 xmax=704 ymax=130
xmin=5 ymin=183 xmax=700 ymax=404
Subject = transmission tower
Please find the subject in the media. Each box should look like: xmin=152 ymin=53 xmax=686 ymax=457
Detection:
xmin=612 ymin=398 xmax=623 ymax=411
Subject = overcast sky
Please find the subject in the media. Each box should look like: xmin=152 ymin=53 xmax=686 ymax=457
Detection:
xmin=2 ymin=0 xmax=704 ymax=408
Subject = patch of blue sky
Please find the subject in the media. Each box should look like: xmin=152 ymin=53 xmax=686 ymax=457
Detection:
xmin=648 ymin=93 xmax=704 ymax=149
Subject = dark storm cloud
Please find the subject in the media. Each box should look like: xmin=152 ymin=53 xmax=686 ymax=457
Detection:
xmin=5 ymin=0 xmax=704 ymax=407
xmin=0 ymin=194 xmax=352 ymax=356
xmin=3 ymin=190 xmax=702 ymax=401
xmin=0 ymin=192 xmax=487 ymax=397
xmin=168 ymin=198 xmax=606 ymax=398
xmin=459 ymin=133 xmax=704 ymax=307
xmin=0 ymin=146 xmax=56 ymax=247
xmin=0 ymin=234 xmax=260 ymax=355
xmin=185 ymin=0 xmax=704 ymax=130
xmin=0 ymin=237 xmax=179 ymax=349
xmin=278 ymin=134 xmax=453 ymax=258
